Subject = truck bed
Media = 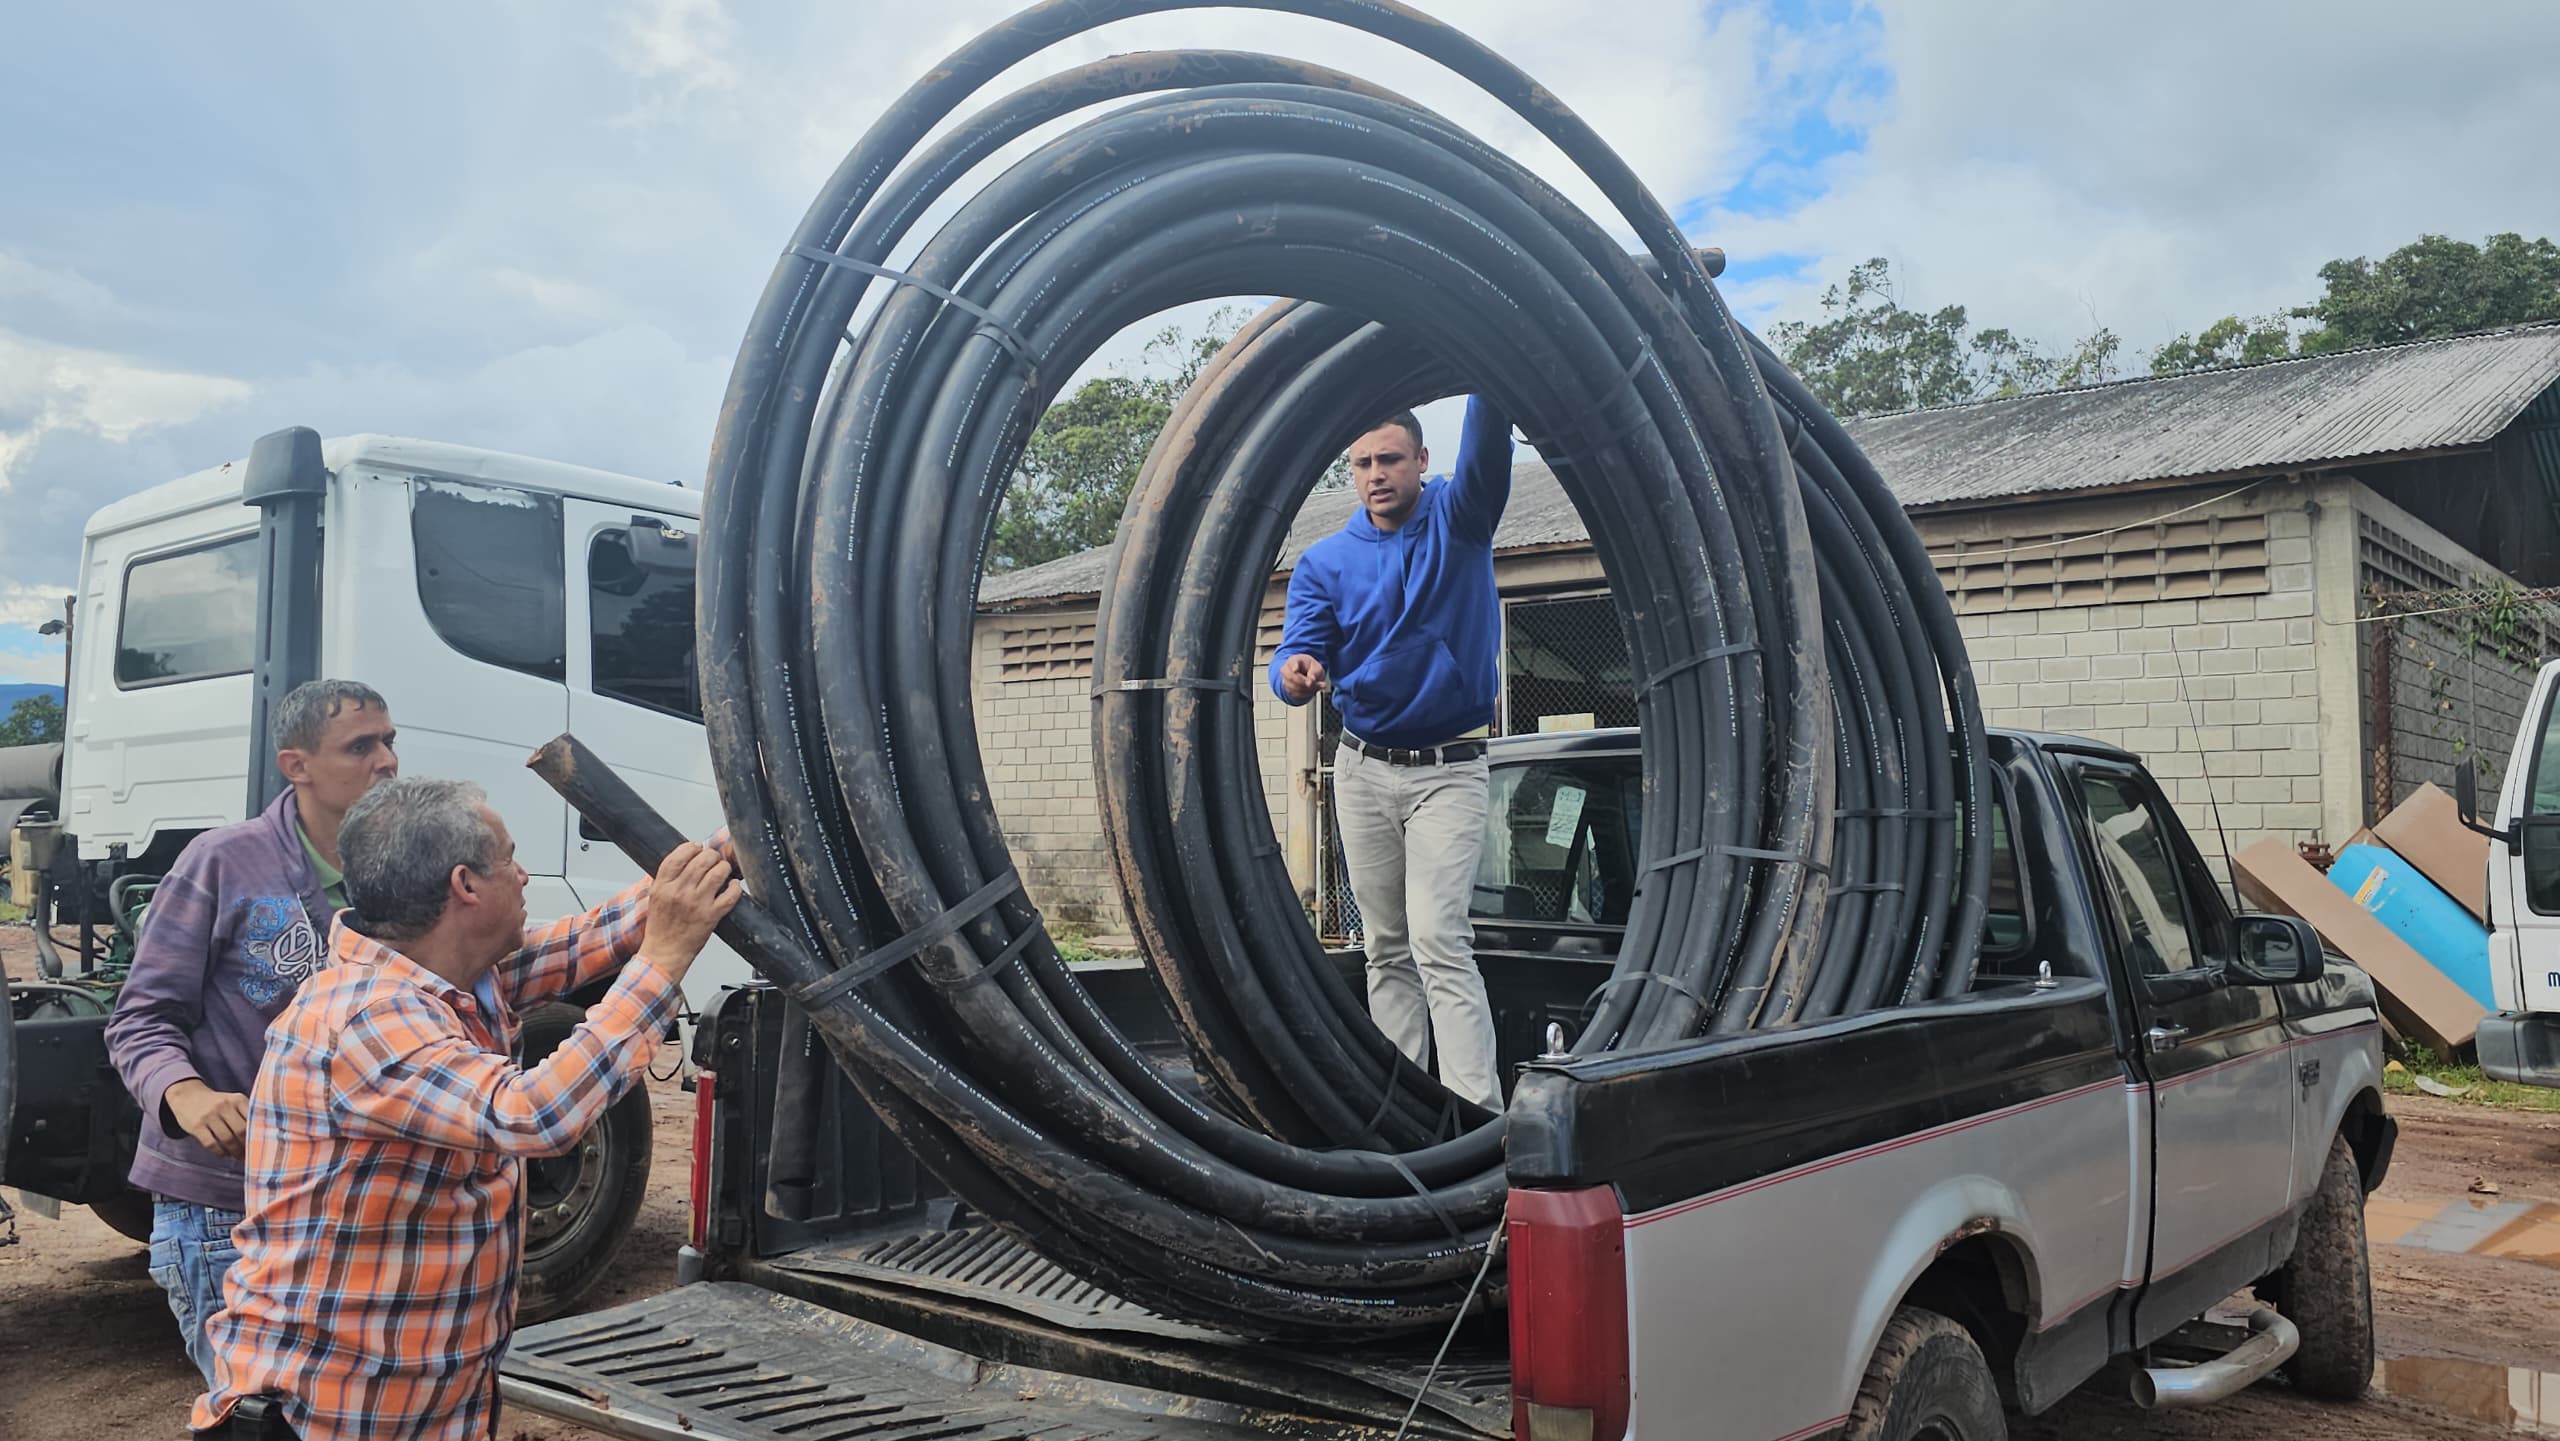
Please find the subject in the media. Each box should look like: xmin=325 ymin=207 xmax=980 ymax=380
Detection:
xmin=501 ymin=1225 xmax=1510 ymax=1441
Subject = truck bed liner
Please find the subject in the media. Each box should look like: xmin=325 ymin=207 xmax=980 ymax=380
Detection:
xmin=503 ymin=1227 xmax=1510 ymax=1441
xmin=502 ymin=1281 xmax=1253 ymax=1440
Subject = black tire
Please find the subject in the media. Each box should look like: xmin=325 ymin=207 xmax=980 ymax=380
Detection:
xmin=514 ymin=1001 xmax=654 ymax=1324
xmin=1844 ymin=1306 xmax=2008 ymax=1441
xmin=2270 ymin=1134 xmax=2374 ymax=1401
xmin=87 ymin=1187 xmax=154 ymax=1245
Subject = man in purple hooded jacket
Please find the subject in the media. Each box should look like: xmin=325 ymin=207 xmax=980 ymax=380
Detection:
xmin=105 ymin=678 xmax=398 ymax=1381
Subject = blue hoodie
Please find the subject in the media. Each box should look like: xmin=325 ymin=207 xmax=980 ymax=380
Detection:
xmin=1269 ymin=396 xmax=1513 ymax=747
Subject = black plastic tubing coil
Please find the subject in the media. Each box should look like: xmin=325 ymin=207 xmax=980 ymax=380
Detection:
xmin=692 ymin=0 xmax=1991 ymax=1336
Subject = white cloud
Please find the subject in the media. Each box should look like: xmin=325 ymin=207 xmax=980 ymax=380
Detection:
xmin=0 ymin=253 xmax=124 ymax=321
xmin=1708 ymin=0 xmax=2560 ymax=360
xmin=612 ymin=0 xmax=741 ymax=106
xmin=0 ymin=328 xmax=249 ymax=491
xmin=0 ymin=584 xmax=70 ymax=628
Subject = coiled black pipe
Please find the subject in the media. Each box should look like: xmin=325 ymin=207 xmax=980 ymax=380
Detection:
xmin=690 ymin=0 xmax=1988 ymax=1336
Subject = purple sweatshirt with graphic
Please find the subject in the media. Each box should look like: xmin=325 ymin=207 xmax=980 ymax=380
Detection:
xmin=105 ymin=790 xmax=332 ymax=1212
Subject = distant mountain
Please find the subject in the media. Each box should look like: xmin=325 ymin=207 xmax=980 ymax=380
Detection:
xmin=0 ymin=683 xmax=64 ymax=715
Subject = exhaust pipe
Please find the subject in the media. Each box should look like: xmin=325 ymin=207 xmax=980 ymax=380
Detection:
xmin=2133 ymin=1307 xmax=2299 ymax=1408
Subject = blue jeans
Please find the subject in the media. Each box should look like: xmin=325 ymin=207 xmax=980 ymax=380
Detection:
xmin=147 ymin=1199 xmax=242 ymax=1385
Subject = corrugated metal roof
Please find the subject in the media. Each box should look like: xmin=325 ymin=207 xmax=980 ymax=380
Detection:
xmin=1843 ymin=321 xmax=2560 ymax=508
xmin=978 ymin=323 xmax=2560 ymax=608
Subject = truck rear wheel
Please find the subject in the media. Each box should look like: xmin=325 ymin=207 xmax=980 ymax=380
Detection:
xmin=514 ymin=1001 xmax=654 ymax=1324
xmin=2269 ymin=1135 xmax=2374 ymax=1401
xmin=1844 ymin=1306 xmax=2008 ymax=1441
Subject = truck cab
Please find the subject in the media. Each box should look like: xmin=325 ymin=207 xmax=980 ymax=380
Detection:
xmin=2471 ymin=656 xmax=2560 ymax=1084
xmin=7 ymin=432 xmax=737 ymax=1312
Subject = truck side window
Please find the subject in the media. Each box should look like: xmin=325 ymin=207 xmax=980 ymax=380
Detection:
xmin=1983 ymin=802 xmax=2031 ymax=954
xmin=2529 ymin=687 xmax=2560 ymax=818
xmin=115 ymin=534 xmax=260 ymax=687
xmin=2077 ymin=771 xmax=2199 ymax=975
xmin=588 ymin=525 xmax=701 ymax=721
xmin=411 ymin=481 xmax=567 ymax=682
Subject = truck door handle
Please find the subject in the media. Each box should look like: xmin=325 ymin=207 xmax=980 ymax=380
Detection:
xmin=2145 ymin=1023 xmax=2190 ymax=1053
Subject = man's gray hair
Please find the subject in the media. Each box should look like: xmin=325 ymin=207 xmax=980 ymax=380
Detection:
xmin=272 ymin=678 xmax=389 ymax=753
xmin=340 ymin=777 xmax=500 ymax=937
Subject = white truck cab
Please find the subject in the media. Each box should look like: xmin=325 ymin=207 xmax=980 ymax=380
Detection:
xmin=63 ymin=432 xmax=747 ymax=1003
xmin=2475 ymin=656 xmax=2560 ymax=1083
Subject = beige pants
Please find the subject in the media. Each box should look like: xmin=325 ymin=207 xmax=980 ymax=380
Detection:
xmin=1332 ymin=742 xmax=1500 ymax=1107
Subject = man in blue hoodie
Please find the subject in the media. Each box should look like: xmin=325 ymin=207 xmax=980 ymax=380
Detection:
xmin=1270 ymin=397 xmax=1512 ymax=1108
xmin=105 ymin=678 xmax=399 ymax=1382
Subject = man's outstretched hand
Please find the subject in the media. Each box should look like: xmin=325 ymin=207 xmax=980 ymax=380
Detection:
xmin=1278 ymin=653 xmax=1328 ymax=704
xmin=639 ymin=841 xmax=743 ymax=986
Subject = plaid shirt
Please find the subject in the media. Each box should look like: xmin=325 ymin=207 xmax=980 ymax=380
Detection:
xmin=192 ymin=878 xmax=677 ymax=1441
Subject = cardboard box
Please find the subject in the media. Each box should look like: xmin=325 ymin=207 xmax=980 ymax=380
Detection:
xmin=2234 ymin=835 xmax=2485 ymax=1054
xmin=2371 ymin=783 xmax=2490 ymax=924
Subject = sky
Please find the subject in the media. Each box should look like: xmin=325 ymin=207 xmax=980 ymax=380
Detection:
xmin=6 ymin=0 xmax=2560 ymax=685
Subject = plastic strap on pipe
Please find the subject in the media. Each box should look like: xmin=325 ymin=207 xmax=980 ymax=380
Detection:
xmin=1582 ymin=968 xmax=1711 ymax=1010
xmin=1642 ymin=844 xmax=1831 ymax=876
xmin=1522 ymin=338 xmax=1661 ymax=467
xmin=788 ymin=244 xmax=1043 ymax=389
xmin=1833 ymin=807 xmax=1958 ymax=820
xmin=941 ymin=918 xmax=1045 ymax=994
xmin=790 ymin=869 xmax=1025 ymax=1010
xmin=1093 ymin=674 xmax=1253 ymax=699
xmin=1639 ymin=638 xmax=1759 ymax=694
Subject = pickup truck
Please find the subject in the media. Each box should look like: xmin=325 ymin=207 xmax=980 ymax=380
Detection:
xmin=499 ymin=726 xmax=2396 ymax=1441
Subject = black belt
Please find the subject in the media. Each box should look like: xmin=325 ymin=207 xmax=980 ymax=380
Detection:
xmin=1341 ymin=733 xmax=1487 ymax=767
xmin=194 ymin=1397 xmax=298 ymax=1440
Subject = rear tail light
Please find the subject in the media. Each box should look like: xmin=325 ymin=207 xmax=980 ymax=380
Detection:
xmin=687 ymin=1069 xmax=718 ymax=1251
xmin=1508 ymin=1185 xmax=1630 ymax=1441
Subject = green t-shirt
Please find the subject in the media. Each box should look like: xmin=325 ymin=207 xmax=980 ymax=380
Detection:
xmin=300 ymin=823 xmax=349 ymax=914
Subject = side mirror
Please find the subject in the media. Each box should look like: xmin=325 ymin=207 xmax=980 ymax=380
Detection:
xmin=2232 ymin=913 xmax=2324 ymax=986
xmin=2454 ymin=760 xmax=2518 ymax=845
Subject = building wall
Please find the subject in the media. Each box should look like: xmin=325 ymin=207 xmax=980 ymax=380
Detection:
xmin=970 ymin=590 xmax=1294 ymax=930
xmin=1919 ymin=480 xmax=2326 ymax=881
xmin=2346 ymin=479 xmax=2555 ymax=821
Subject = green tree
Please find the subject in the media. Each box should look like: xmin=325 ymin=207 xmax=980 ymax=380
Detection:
xmin=2293 ymin=232 xmax=2560 ymax=353
xmin=1766 ymin=258 xmax=2120 ymax=418
xmin=2149 ymin=313 xmax=2298 ymax=376
xmin=0 ymin=694 xmax=64 ymax=747
xmin=988 ymin=308 xmax=1244 ymax=573
xmin=987 ymin=305 xmax=1353 ymax=572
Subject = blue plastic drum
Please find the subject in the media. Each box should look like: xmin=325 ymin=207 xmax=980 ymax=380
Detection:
xmin=2327 ymin=841 xmax=2494 ymax=1008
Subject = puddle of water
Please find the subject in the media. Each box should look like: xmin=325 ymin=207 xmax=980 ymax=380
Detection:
xmin=2368 ymin=1195 xmax=2560 ymax=1271
xmin=2378 ymin=1356 xmax=2560 ymax=1435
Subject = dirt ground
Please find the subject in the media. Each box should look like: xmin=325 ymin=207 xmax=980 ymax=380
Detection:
xmin=9 ymin=916 xmax=2559 ymax=1440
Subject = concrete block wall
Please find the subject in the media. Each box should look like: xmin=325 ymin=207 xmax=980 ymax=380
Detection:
xmin=1934 ymin=488 xmax=2328 ymax=880
xmin=971 ymin=599 xmax=1293 ymax=930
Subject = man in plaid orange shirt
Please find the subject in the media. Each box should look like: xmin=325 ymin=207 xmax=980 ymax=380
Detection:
xmin=189 ymin=776 xmax=739 ymax=1440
